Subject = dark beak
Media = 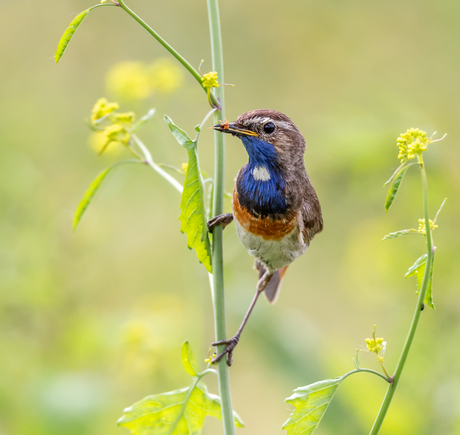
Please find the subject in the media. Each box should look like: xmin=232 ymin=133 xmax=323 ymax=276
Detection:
xmin=213 ymin=122 xmax=258 ymax=137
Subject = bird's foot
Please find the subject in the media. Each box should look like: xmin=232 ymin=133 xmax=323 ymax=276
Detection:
xmin=207 ymin=213 xmax=233 ymax=233
xmin=211 ymin=334 xmax=240 ymax=366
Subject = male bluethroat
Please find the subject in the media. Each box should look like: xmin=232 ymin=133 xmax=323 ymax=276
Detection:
xmin=208 ymin=109 xmax=323 ymax=366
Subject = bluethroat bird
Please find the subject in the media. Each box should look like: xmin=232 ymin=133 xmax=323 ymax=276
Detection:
xmin=208 ymin=109 xmax=323 ymax=366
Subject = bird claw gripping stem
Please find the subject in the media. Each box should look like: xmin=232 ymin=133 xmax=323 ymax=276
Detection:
xmin=211 ymin=335 xmax=240 ymax=366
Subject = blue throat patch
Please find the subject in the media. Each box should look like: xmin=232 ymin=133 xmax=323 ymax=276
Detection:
xmin=236 ymin=136 xmax=287 ymax=216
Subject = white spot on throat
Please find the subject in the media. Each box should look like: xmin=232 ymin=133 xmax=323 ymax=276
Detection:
xmin=252 ymin=166 xmax=271 ymax=181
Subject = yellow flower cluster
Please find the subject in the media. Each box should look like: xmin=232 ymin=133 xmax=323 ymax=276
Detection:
xmin=90 ymin=98 xmax=135 ymax=154
xmin=365 ymin=325 xmax=386 ymax=356
xmin=105 ymin=59 xmax=184 ymax=102
xmin=91 ymin=98 xmax=119 ymax=123
xmin=397 ymin=128 xmax=430 ymax=162
xmin=418 ymin=218 xmax=438 ymax=235
xmin=365 ymin=336 xmax=385 ymax=354
xmin=201 ymin=71 xmax=219 ymax=90
xmin=204 ymin=353 xmax=216 ymax=364
xmin=201 ymin=71 xmax=220 ymax=107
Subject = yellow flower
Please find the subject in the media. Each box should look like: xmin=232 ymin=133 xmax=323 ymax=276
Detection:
xmin=365 ymin=325 xmax=386 ymax=356
xmin=106 ymin=61 xmax=152 ymax=101
xmin=396 ymin=128 xmax=429 ymax=163
xmin=201 ymin=71 xmax=220 ymax=107
xmin=149 ymin=58 xmax=183 ymax=93
xmin=418 ymin=219 xmax=438 ymax=235
xmin=113 ymin=112 xmax=136 ymax=125
xmin=181 ymin=162 xmax=188 ymax=173
xmin=91 ymin=97 xmax=119 ymax=123
xmin=204 ymin=353 xmax=216 ymax=364
xmin=104 ymin=124 xmax=130 ymax=145
xmin=105 ymin=59 xmax=184 ymax=102
xmin=201 ymin=71 xmax=219 ymax=90
xmin=365 ymin=337 xmax=385 ymax=354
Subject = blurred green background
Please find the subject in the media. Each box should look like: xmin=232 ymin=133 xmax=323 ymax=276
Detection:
xmin=1 ymin=0 xmax=459 ymax=434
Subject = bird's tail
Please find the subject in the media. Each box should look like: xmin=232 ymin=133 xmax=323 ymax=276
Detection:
xmin=255 ymin=261 xmax=288 ymax=304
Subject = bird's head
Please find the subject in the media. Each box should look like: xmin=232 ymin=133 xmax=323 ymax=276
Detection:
xmin=213 ymin=109 xmax=306 ymax=172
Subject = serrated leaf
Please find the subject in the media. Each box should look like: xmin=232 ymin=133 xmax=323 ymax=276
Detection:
xmin=73 ymin=160 xmax=138 ymax=231
xmin=164 ymin=115 xmax=194 ymax=150
xmin=165 ymin=116 xmax=212 ymax=272
xmin=405 ymin=253 xmax=435 ymax=309
xmin=54 ymin=9 xmax=90 ymax=63
xmin=385 ymin=165 xmax=410 ymax=212
xmin=132 ymin=109 xmax=156 ymax=133
xmin=283 ymin=378 xmax=343 ymax=435
xmin=382 ymin=229 xmax=419 ymax=240
xmin=181 ymin=341 xmax=199 ymax=377
xmin=118 ymin=383 xmax=244 ymax=435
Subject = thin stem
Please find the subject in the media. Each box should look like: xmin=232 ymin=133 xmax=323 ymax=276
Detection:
xmin=132 ymin=135 xmax=183 ymax=193
xmin=377 ymin=357 xmax=391 ymax=381
xmin=342 ymin=368 xmax=392 ymax=384
xmin=116 ymin=0 xmax=219 ymax=107
xmin=88 ymin=3 xmax=119 ymax=12
xmin=369 ymin=163 xmax=433 ymax=434
xmin=206 ymin=0 xmax=235 ymax=434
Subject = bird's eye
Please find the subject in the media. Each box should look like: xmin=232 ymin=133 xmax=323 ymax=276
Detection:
xmin=263 ymin=122 xmax=276 ymax=134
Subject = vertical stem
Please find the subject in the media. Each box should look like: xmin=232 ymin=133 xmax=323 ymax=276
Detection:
xmin=207 ymin=1 xmax=236 ymax=434
xmin=369 ymin=164 xmax=433 ymax=434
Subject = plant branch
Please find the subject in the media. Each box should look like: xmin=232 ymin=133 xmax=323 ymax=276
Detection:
xmin=116 ymin=0 xmax=220 ymax=107
xmin=132 ymin=135 xmax=183 ymax=193
xmin=88 ymin=3 xmax=119 ymax=11
xmin=206 ymin=0 xmax=235 ymax=434
xmin=342 ymin=368 xmax=392 ymax=384
xmin=369 ymin=163 xmax=433 ymax=434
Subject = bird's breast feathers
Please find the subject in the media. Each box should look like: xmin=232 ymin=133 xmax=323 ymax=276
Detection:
xmin=232 ymin=190 xmax=308 ymax=272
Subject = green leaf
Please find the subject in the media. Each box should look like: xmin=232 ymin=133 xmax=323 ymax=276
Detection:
xmin=384 ymin=163 xmax=405 ymax=186
xmin=164 ymin=115 xmax=194 ymax=150
xmin=165 ymin=116 xmax=212 ymax=272
xmin=405 ymin=252 xmax=436 ymax=309
xmin=54 ymin=9 xmax=90 ymax=63
xmin=283 ymin=378 xmax=343 ymax=435
xmin=385 ymin=165 xmax=410 ymax=212
xmin=73 ymin=160 xmax=138 ymax=231
xmin=181 ymin=341 xmax=199 ymax=377
xmin=382 ymin=229 xmax=419 ymax=240
xmin=118 ymin=383 xmax=244 ymax=435
xmin=132 ymin=109 xmax=156 ymax=133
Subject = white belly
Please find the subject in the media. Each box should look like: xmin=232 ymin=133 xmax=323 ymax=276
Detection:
xmin=234 ymin=219 xmax=308 ymax=272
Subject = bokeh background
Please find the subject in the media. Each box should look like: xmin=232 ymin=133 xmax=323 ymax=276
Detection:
xmin=1 ymin=0 xmax=459 ymax=434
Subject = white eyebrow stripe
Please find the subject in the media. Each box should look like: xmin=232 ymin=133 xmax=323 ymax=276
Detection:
xmin=258 ymin=117 xmax=272 ymax=124
xmin=275 ymin=121 xmax=291 ymax=129
xmin=243 ymin=116 xmax=273 ymax=126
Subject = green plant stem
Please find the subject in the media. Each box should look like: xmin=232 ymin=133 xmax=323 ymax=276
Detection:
xmin=89 ymin=3 xmax=118 ymax=11
xmin=206 ymin=1 xmax=235 ymax=434
xmin=132 ymin=135 xmax=183 ymax=193
xmin=342 ymin=368 xmax=392 ymax=384
xmin=369 ymin=163 xmax=433 ymax=435
xmin=116 ymin=0 xmax=220 ymax=108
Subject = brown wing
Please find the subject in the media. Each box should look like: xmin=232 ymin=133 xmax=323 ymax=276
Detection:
xmin=301 ymin=188 xmax=323 ymax=243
